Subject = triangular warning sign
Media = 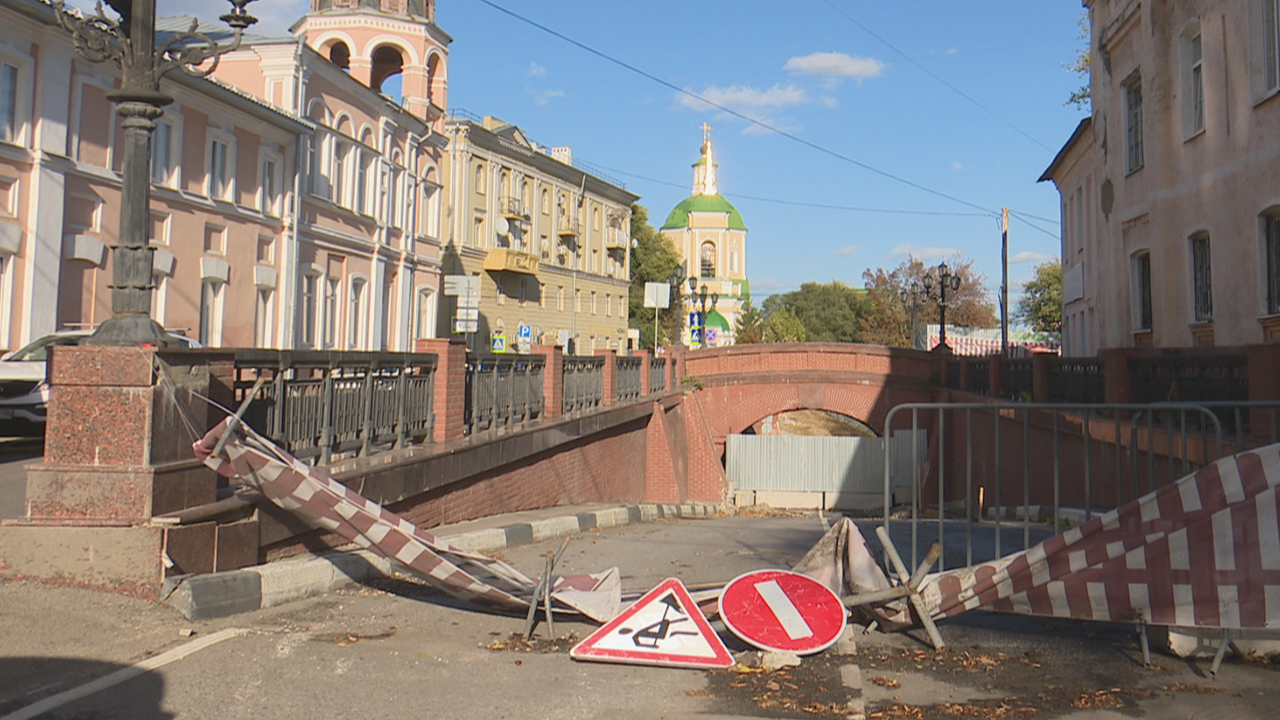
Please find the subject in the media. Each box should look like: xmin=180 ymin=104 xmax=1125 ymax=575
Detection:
xmin=570 ymin=577 xmax=733 ymax=669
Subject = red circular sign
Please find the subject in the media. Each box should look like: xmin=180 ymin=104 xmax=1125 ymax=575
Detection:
xmin=719 ymin=570 xmax=847 ymax=655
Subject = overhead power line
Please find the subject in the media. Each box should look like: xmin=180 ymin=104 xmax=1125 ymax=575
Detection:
xmin=471 ymin=0 xmax=1004 ymax=218
xmin=818 ymin=0 xmax=1054 ymax=152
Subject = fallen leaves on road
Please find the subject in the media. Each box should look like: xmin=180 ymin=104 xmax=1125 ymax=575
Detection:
xmin=869 ymin=675 xmax=901 ymax=688
xmin=1158 ymin=683 xmax=1223 ymax=695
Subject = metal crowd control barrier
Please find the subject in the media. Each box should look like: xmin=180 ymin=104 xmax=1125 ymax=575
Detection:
xmin=562 ymin=355 xmax=604 ymax=414
xmin=233 ymin=350 xmax=437 ymax=466
xmin=877 ymin=402 xmax=1262 ymax=574
xmin=464 ymin=354 xmax=546 ymax=435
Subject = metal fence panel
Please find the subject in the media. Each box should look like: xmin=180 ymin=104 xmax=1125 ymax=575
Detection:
xmin=615 ymin=356 xmax=643 ymax=402
xmin=727 ymin=432 xmax=925 ymax=495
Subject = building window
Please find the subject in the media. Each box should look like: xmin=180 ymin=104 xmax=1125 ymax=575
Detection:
xmin=348 ymin=277 xmax=366 ymax=349
xmin=208 ymin=137 xmax=232 ymax=200
xmin=1132 ymin=251 xmax=1153 ymax=331
xmin=260 ymin=156 xmax=279 ymax=215
xmin=324 ymin=277 xmax=340 ymax=348
xmin=199 ymin=279 xmax=224 ymax=347
xmin=332 ymin=140 xmax=350 ymax=207
xmin=307 ymin=133 xmax=320 ymax=195
xmin=151 ymin=120 xmax=173 ymax=185
xmin=1266 ymin=212 xmax=1280 ymax=315
xmin=557 ymin=285 xmax=564 ymax=311
xmin=389 ymin=165 xmax=404 ymax=227
xmin=1183 ymin=29 xmax=1205 ymax=137
xmin=1123 ymin=72 xmax=1144 ymax=173
xmin=1190 ymin=233 xmax=1213 ymax=322
xmin=381 ymin=274 xmax=395 ymax=350
xmin=539 ymin=282 xmax=546 ymax=308
xmin=255 ymin=287 xmax=274 ymax=347
xmin=1254 ymin=0 xmax=1280 ymax=99
xmin=150 ymin=273 xmax=167 ymax=326
xmin=415 ymin=287 xmax=434 ymax=339
xmin=355 ymin=150 xmax=370 ymax=215
xmin=421 ymin=178 xmax=441 ymax=238
xmin=701 ymin=241 xmax=716 ymax=278
xmin=472 ymin=216 xmax=484 ymax=248
xmin=300 ymin=274 xmax=318 ymax=347
xmin=0 ymin=62 xmax=18 ymax=144
xmin=519 ymin=278 xmax=527 ymax=307
xmin=591 ymin=291 xmax=597 ymax=315
xmin=496 ymin=276 xmax=506 ymax=305
xmin=257 ymin=236 xmax=274 ymax=263
xmin=604 ymin=293 xmax=611 ymax=317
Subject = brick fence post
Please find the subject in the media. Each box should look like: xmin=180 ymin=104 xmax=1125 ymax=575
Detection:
xmin=536 ymin=344 xmax=563 ymax=419
xmin=597 ymin=349 xmax=617 ymax=405
xmin=1101 ymin=348 xmax=1139 ymax=404
xmin=1247 ymin=344 xmax=1280 ymax=441
xmin=418 ymin=338 xmax=467 ymax=442
xmin=1031 ymin=353 xmax=1050 ymax=403
xmin=636 ymin=349 xmax=652 ymax=397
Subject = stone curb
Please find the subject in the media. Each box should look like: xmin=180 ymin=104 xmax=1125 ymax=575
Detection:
xmin=165 ymin=502 xmax=717 ymax=620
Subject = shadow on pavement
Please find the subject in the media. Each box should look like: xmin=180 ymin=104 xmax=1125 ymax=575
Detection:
xmin=0 ymin=657 xmax=173 ymax=719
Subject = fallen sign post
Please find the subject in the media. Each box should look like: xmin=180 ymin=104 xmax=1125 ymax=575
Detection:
xmin=874 ymin=527 xmax=946 ymax=651
xmin=570 ymin=578 xmax=733 ymax=670
xmin=719 ymin=569 xmax=847 ymax=655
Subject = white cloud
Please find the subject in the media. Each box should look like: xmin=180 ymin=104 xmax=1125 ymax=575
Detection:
xmin=1011 ymin=251 xmax=1058 ymax=264
xmin=833 ymin=245 xmax=863 ymax=257
xmin=891 ymin=243 xmax=960 ymax=262
xmin=679 ymin=84 xmax=810 ymax=134
xmin=945 ymin=48 xmax=959 ymax=56
xmin=533 ymin=89 xmax=565 ymax=105
xmin=952 ymin=162 xmax=967 ymax=171
xmin=527 ymin=62 xmax=547 ymax=77
xmin=784 ymin=52 xmax=884 ymax=85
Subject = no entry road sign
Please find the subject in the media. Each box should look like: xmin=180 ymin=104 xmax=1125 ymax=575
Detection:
xmin=571 ymin=578 xmax=733 ymax=669
xmin=719 ymin=569 xmax=847 ymax=655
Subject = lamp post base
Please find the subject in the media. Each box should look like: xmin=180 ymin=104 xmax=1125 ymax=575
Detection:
xmin=83 ymin=314 xmax=178 ymax=347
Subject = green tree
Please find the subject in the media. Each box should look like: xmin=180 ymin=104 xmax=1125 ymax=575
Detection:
xmin=734 ymin=297 xmax=764 ymax=344
xmin=762 ymin=307 xmax=807 ymax=343
xmin=1016 ymin=259 xmax=1063 ymax=333
xmin=1065 ymin=11 xmax=1091 ymax=110
xmin=627 ymin=204 xmax=684 ymax=350
xmin=761 ymin=281 xmax=869 ymax=343
xmin=856 ymin=255 xmax=998 ymax=346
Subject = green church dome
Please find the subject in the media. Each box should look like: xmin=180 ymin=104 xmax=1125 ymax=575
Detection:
xmin=661 ymin=194 xmax=748 ymax=231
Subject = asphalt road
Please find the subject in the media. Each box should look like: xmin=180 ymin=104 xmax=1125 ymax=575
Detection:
xmin=0 ymin=436 xmax=39 ymax=519
xmin=2 ymin=514 xmax=1279 ymax=720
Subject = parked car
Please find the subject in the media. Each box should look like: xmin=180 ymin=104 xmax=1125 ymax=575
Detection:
xmin=0 ymin=329 xmax=201 ymax=436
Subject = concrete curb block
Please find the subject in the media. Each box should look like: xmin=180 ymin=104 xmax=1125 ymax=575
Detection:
xmin=167 ymin=502 xmax=719 ymax=620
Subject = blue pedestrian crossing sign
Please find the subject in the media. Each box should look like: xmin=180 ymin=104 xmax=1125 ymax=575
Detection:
xmin=492 ymin=335 xmax=507 ymax=353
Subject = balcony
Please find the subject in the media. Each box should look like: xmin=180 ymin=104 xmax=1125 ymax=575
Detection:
xmin=557 ymin=217 xmax=580 ymax=237
xmin=605 ymin=227 xmax=629 ymax=250
xmin=498 ymin=196 xmax=527 ymax=220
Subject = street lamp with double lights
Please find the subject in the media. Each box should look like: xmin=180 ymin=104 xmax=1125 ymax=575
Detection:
xmin=920 ymin=262 xmax=962 ymax=348
xmin=52 ymin=0 xmax=259 ymax=346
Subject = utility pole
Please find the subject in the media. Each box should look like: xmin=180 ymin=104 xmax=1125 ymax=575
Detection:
xmin=1001 ymin=207 xmax=1010 ymax=358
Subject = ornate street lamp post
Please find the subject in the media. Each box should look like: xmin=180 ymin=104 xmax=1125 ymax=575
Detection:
xmin=685 ymin=277 xmax=718 ymax=348
xmin=921 ymin=261 xmax=962 ymax=348
xmin=52 ymin=0 xmax=259 ymax=346
xmin=898 ymin=281 xmax=927 ymax=349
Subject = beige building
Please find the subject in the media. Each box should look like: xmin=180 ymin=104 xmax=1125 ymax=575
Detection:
xmin=441 ymin=112 xmax=638 ymax=354
xmin=1040 ymin=0 xmax=1280 ymax=354
xmin=660 ymin=128 xmax=748 ymax=347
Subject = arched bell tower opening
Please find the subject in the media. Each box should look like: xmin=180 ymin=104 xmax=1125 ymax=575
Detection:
xmin=370 ymin=44 xmax=405 ymax=93
xmin=327 ymin=41 xmax=351 ymax=69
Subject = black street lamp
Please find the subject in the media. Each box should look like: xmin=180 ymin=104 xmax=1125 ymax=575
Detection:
xmin=897 ymin=281 xmax=927 ymax=349
xmin=920 ymin=261 xmax=962 ymax=347
xmin=53 ymin=0 xmax=259 ymax=346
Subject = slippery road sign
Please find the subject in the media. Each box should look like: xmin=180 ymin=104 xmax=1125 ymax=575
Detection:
xmin=719 ymin=569 xmax=847 ymax=655
xmin=570 ymin=578 xmax=733 ymax=669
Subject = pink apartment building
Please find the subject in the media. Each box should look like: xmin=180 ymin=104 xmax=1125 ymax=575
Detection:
xmin=0 ymin=0 xmax=449 ymax=353
xmin=1041 ymin=0 xmax=1280 ymax=354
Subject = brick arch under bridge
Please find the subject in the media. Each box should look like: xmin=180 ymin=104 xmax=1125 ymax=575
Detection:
xmin=649 ymin=343 xmax=941 ymax=504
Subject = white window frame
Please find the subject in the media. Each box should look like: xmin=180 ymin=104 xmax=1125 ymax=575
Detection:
xmin=348 ymin=275 xmax=367 ymax=349
xmin=0 ymin=56 xmax=29 ymax=147
xmin=324 ymin=275 xmax=341 ymax=348
xmin=199 ymin=279 xmax=225 ymax=347
xmin=0 ymin=252 xmax=12 ymax=346
xmin=1123 ymin=72 xmax=1144 ymax=174
xmin=332 ymin=138 xmax=351 ymax=208
xmin=255 ymin=286 xmax=275 ymax=348
xmin=150 ymin=118 xmax=176 ymax=186
xmin=207 ymin=130 xmax=236 ymax=202
xmin=1181 ymin=26 xmax=1205 ymax=139
xmin=1251 ymin=0 xmax=1280 ymax=101
xmin=259 ymin=150 xmax=282 ymax=216
xmin=414 ymin=286 xmax=435 ymax=340
xmin=300 ymin=272 xmax=319 ymax=348
xmin=420 ymin=175 xmax=442 ymax=239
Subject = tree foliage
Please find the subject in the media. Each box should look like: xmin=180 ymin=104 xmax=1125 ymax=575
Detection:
xmin=761 ymin=281 xmax=869 ymax=343
xmin=856 ymin=255 xmax=999 ymax=347
xmin=1065 ymin=11 xmax=1091 ymax=110
xmin=1015 ymin=259 xmax=1063 ymax=333
xmin=734 ymin=297 xmax=764 ymax=344
xmin=627 ymin=204 xmax=684 ymax=350
xmin=762 ymin=307 xmax=807 ymax=343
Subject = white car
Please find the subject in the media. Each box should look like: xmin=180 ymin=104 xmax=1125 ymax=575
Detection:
xmin=0 ymin=329 xmax=201 ymax=436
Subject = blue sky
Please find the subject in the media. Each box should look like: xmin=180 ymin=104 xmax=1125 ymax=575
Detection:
xmin=148 ymin=0 xmax=1086 ymax=308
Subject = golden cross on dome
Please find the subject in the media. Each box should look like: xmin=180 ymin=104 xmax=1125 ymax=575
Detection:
xmin=700 ymin=122 xmax=713 ymax=143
